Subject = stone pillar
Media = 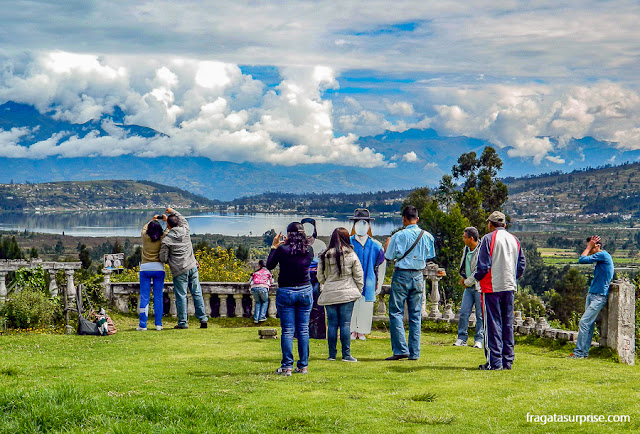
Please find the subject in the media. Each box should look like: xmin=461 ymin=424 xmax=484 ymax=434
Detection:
xmin=421 ymin=283 xmax=429 ymax=318
xmin=427 ymin=278 xmax=442 ymax=320
xmin=219 ymin=295 xmax=228 ymax=318
xmin=233 ymin=294 xmax=243 ymax=317
xmin=168 ymin=293 xmax=177 ymax=317
xmin=376 ymin=293 xmax=387 ymax=316
xmin=102 ymin=269 xmax=112 ymax=301
xmin=514 ymin=311 xmax=524 ymax=327
xmin=600 ymin=279 xmax=636 ymax=365
xmin=114 ymin=294 xmax=130 ymax=313
xmin=0 ymin=272 xmax=7 ymax=304
xmin=442 ymin=303 xmax=455 ymax=321
xmin=535 ymin=317 xmax=550 ymax=336
xmin=48 ymin=269 xmax=59 ymax=297
xmin=267 ymin=294 xmax=277 ymax=318
xmin=65 ymin=270 xmax=76 ymax=306
xmin=468 ymin=309 xmax=476 ymax=327
xmin=203 ymin=293 xmax=212 ymax=316
xmin=187 ymin=294 xmax=195 ymax=315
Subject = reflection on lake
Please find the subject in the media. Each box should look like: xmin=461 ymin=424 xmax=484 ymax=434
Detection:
xmin=0 ymin=211 xmax=403 ymax=237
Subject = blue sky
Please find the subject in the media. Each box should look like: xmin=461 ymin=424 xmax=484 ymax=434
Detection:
xmin=1 ymin=1 xmax=640 ymax=168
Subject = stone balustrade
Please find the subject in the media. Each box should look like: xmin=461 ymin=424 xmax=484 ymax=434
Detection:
xmin=102 ymin=275 xmax=635 ymax=365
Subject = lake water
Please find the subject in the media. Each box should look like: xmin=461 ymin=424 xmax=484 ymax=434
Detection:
xmin=0 ymin=211 xmax=403 ymax=237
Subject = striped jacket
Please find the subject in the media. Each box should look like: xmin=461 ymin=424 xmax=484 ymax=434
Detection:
xmin=473 ymin=228 xmax=526 ymax=293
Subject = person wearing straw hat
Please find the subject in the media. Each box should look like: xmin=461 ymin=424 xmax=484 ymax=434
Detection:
xmin=348 ymin=208 xmax=386 ymax=340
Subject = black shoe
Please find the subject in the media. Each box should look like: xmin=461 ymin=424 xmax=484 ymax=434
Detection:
xmin=408 ymin=357 xmax=419 ymax=360
xmin=200 ymin=321 xmax=208 ymax=329
xmin=478 ymin=363 xmax=502 ymax=370
xmin=174 ymin=324 xmax=188 ymax=329
xmin=385 ymin=354 xmax=409 ymax=360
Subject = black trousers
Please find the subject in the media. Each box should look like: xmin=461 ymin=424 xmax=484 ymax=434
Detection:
xmin=482 ymin=291 xmax=515 ymax=369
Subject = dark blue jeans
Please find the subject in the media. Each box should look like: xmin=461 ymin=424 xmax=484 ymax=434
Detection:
xmin=389 ymin=269 xmax=424 ymax=359
xmin=325 ymin=301 xmax=355 ymax=359
xmin=276 ymin=285 xmax=313 ymax=369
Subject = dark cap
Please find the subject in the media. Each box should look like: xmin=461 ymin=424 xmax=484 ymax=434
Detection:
xmin=349 ymin=208 xmax=374 ymax=221
xmin=487 ymin=211 xmax=506 ymax=224
xmin=287 ymin=222 xmax=305 ymax=233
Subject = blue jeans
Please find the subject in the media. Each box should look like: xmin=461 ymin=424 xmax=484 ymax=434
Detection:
xmin=173 ymin=267 xmax=208 ymax=326
xmin=325 ymin=301 xmax=355 ymax=359
xmin=139 ymin=270 xmax=165 ymax=328
xmin=389 ymin=269 xmax=424 ymax=359
xmin=574 ymin=293 xmax=608 ymax=357
xmin=276 ymin=285 xmax=313 ymax=369
xmin=457 ymin=287 xmax=484 ymax=343
xmin=251 ymin=287 xmax=269 ymax=321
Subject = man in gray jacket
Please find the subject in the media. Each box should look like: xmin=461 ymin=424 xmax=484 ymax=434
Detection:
xmin=159 ymin=207 xmax=208 ymax=329
xmin=453 ymin=227 xmax=483 ymax=348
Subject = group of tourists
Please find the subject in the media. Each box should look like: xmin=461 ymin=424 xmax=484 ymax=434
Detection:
xmin=136 ymin=205 xmax=614 ymax=375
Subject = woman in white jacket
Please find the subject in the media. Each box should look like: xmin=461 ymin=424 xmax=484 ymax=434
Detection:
xmin=317 ymin=227 xmax=364 ymax=362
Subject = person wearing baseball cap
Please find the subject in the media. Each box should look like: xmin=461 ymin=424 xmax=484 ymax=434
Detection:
xmin=473 ymin=211 xmax=526 ymax=370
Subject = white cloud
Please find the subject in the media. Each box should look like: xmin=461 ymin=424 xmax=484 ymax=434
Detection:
xmin=545 ymin=155 xmax=565 ymax=164
xmin=0 ymin=52 xmax=386 ymax=167
xmin=402 ymin=151 xmax=418 ymax=162
xmin=386 ymin=100 xmax=414 ymax=116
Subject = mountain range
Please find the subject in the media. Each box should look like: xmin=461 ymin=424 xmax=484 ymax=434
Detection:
xmin=2 ymin=101 xmax=640 ymax=200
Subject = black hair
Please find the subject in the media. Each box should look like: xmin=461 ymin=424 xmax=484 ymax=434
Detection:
xmin=284 ymin=222 xmax=308 ymax=255
xmin=586 ymin=236 xmax=603 ymax=247
xmin=402 ymin=206 xmax=419 ymax=221
xmin=490 ymin=221 xmax=506 ymax=228
xmin=463 ymin=227 xmax=479 ymax=241
xmin=167 ymin=214 xmax=180 ymax=228
xmin=146 ymin=220 xmax=164 ymax=242
xmin=319 ymin=227 xmax=352 ymax=276
xmin=258 ymin=259 xmax=266 ymax=268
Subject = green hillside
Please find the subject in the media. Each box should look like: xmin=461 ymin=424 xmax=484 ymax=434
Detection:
xmin=0 ymin=180 xmax=219 ymax=211
xmin=504 ymin=162 xmax=640 ymax=222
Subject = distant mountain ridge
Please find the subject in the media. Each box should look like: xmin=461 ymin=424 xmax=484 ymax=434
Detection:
xmin=2 ymin=101 xmax=640 ymax=200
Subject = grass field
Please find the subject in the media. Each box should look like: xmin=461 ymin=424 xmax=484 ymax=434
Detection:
xmin=1 ymin=316 xmax=639 ymax=433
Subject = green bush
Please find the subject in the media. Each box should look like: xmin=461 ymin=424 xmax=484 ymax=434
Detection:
xmin=515 ymin=286 xmax=546 ymax=319
xmin=2 ymin=289 xmax=58 ymax=329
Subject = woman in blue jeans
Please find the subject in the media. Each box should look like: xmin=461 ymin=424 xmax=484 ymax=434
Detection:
xmin=317 ymin=228 xmax=364 ymax=362
xmin=138 ymin=215 xmax=167 ymax=331
xmin=267 ymin=222 xmax=314 ymax=376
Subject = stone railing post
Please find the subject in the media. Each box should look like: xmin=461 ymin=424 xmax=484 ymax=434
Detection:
xmin=233 ymin=294 xmax=243 ymax=317
xmin=102 ymin=269 xmax=112 ymax=301
xmin=267 ymin=294 xmax=277 ymax=318
xmin=65 ymin=270 xmax=76 ymax=306
xmin=0 ymin=272 xmax=7 ymax=304
xmin=600 ymin=279 xmax=636 ymax=365
xmin=203 ymin=293 xmax=212 ymax=316
xmin=424 ymin=263 xmax=445 ymax=320
xmin=251 ymin=296 xmax=257 ymax=319
xmin=48 ymin=269 xmax=58 ymax=297
xmin=168 ymin=293 xmax=177 ymax=316
xmin=376 ymin=293 xmax=387 ymax=316
xmin=219 ymin=295 xmax=228 ymax=318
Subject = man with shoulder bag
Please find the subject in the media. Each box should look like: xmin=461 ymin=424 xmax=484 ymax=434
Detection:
xmin=383 ymin=206 xmax=435 ymax=361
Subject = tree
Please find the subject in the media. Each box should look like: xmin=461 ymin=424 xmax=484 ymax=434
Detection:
xmin=29 ymin=247 xmax=39 ymax=259
xmin=262 ymin=229 xmax=277 ymax=247
xmin=544 ymin=268 xmax=587 ymax=327
xmin=441 ymin=147 xmax=508 ymax=232
xmin=78 ymin=244 xmax=92 ymax=269
xmin=112 ymin=240 xmax=123 ymax=254
xmin=126 ymin=246 xmax=142 ymax=269
xmin=54 ymin=240 xmax=65 ymax=255
xmin=235 ymin=244 xmax=249 ymax=262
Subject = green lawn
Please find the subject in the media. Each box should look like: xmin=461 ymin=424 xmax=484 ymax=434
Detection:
xmin=1 ymin=316 xmax=639 ymax=433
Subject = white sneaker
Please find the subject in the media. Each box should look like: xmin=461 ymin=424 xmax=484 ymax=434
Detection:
xmin=351 ymin=332 xmax=357 ymax=340
xmin=136 ymin=327 xmax=147 ymax=331
xmin=473 ymin=341 xmax=483 ymax=349
xmin=156 ymin=326 xmax=163 ymax=331
xmin=453 ymin=339 xmax=467 ymax=346
xmin=357 ymin=333 xmax=366 ymax=340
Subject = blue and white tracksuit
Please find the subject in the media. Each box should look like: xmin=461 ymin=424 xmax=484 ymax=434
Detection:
xmin=474 ymin=228 xmax=526 ymax=369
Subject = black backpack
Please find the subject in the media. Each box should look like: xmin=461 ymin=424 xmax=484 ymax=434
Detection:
xmin=75 ymin=284 xmax=101 ymax=336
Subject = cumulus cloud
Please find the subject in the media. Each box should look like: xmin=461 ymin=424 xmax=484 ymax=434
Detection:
xmin=402 ymin=151 xmax=418 ymax=162
xmin=386 ymin=100 xmax=414 ymax=116
xmin=0 ymin=52 xmax=386 ymax=167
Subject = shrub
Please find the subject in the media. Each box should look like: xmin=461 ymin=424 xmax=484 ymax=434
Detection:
xmin=1 ymin=289 xmax=58 ymax=329
xmin=515 ymin=286 xmax=546 ymax=319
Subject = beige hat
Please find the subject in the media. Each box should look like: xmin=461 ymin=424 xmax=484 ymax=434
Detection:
xmin=487 ymin=211 xmax=506 ymax=224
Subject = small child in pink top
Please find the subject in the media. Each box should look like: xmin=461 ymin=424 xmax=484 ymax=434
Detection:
xmin=249 ymin=260 xmax=274 ymax=323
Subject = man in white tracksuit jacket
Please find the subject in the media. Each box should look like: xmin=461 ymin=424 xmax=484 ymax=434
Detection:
xmin=473 ymin=211 xmax=526 ymax=370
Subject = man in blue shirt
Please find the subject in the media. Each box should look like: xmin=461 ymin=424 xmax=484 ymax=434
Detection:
xmin=383 ymin=206 xmax=435 ymax=360
xmin=570 ymin=235 xmax=615 ymax=359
